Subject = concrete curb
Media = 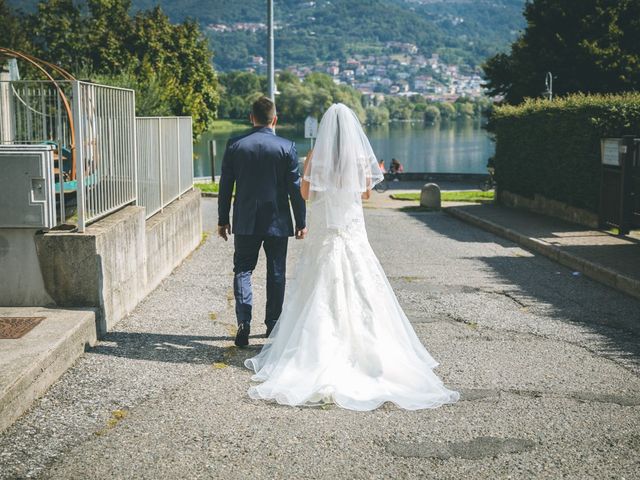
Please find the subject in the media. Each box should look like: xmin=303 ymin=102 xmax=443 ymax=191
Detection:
xmin=444 ymin=206 xmax=640 ymax=302
xmin=199 ymin=191 xmax=218 ymax=198
xmin=0 ymin=308 xmax=97 ymax=433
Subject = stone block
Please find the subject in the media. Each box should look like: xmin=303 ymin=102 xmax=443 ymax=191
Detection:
xmin=420 ymin=183 xmax=441 ymax=210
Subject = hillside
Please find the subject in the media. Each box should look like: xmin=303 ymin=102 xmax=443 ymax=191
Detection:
xmin=7 ymin=0 xmax=526 ymax=70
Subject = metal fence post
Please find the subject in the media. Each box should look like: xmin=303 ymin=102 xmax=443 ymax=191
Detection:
xmin=157 ymin=118 xmax=163 ymax=212
xmin=72 ymin=80 xmax=86 ymax=232
xmin=132 ymin=91 xmax=139 ymax=206
xmin=176 ymin=117 xmax=181 ymax=199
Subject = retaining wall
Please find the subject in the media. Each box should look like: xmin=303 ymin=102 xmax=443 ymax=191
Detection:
xmin=28 ymin=188 xmax=201 ymax=334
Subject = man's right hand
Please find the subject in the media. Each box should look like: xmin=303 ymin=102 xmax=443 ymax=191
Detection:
xmin=218 ymin=224 xmax=231 ymax=241
xmin=295 ymin=227 xmax=308 ymax=240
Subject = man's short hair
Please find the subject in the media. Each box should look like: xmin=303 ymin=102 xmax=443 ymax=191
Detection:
xmin=252 ymin=96 xmax=276 ymax=125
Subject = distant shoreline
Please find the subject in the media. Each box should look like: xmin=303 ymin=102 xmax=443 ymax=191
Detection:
xmin=211 ymin=116 xmax=486 ymax=133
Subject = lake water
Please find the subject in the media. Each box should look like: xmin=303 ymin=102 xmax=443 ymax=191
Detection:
xmin=193 ymin=120 xmax=494 ymax=177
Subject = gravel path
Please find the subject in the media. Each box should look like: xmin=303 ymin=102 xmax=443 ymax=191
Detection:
xmin=1 ymin=198 xmax=639 ymax=479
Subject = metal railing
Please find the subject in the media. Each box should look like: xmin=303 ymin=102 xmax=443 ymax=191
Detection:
xmin=0 ymin=80 xmax=74 ymax=224
xmin=1 ymin=79 xmax=194 ymax=230
xmin=0 ymin=80 xmax=73 ymax=147
xmin=136 ymin=116 xmax=193 ymax=219
xmin=73 ymin=81 xmax=137 ymax=230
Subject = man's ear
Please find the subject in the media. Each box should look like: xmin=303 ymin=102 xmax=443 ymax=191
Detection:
xmin=271 ymin=115 xmax=278 ymax=128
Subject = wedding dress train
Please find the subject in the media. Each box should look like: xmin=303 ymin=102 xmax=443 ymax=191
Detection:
xmin=244 ymin=192 xmax=460 ymax=411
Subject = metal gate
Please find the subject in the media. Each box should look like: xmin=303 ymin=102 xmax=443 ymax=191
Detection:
xmin=600 ymin=136 xmax=640 ymax=234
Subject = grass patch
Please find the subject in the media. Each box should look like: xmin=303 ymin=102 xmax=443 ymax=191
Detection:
xmin=199 ymin=231 xmax=210 ymax=247
xmin=211 ymin=119 xmax=300 ymax=134
xmin=391 ymin=190 xmax=495 ymax=202
xmin=195 ymin=182 xmax=219 ymax=194
xmin=211 ymin=119 xmax=250 ymax=132
xmin=95 ymin=409 xmax=129 ymax=436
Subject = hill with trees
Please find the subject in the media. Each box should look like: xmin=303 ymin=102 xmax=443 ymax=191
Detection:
xmin=7 ymin=0 xmax=526 ymax=70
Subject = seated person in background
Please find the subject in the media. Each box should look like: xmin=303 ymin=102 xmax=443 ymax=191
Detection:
xmin=378 ymin=159 xmax=386 ymax=174
xmin=389 ymin=158 xmax=404 ymax=181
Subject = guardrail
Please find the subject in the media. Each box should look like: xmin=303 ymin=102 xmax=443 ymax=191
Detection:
xmin=136 ymin=117 xmax=193 ymax=219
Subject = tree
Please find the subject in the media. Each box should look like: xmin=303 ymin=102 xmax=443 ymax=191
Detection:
xmin=365 ymin=106 xmax=390 ymax=125
xmin=455 ymin=100 xmax=476 ymax=118
xmin=131 ymin=8 xmax=219 ymax=135
xmin=483 ymin=0 xmax=640 ymax=104
xmin=1 ymin=1 xmax=219 ymax=136
xmin=438 ymin=102 xmax=456 ymax=120
xmin=90 ymin=65 xmax=173 ymax=117
xmin=423 ymin=105 xmax=441 ymax=123
xmin=0 ymin=0 xmax=31 ymax=52
xmin=30 ymin=0 xmax=85 ymax=71
xmin=86 ymin=0 xmax=134 ymax=74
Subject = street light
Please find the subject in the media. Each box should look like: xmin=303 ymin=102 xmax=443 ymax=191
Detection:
xmin=267 ymin=0 xmax=275 ymax=101
xmin=545 ymin=71 xmax=553 ymax=101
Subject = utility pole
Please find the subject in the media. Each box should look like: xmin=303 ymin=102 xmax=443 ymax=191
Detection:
xmin=267 ymin=0 xmax=275 ymax=101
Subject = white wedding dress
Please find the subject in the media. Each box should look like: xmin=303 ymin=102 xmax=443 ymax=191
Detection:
xmin=244 ymin=191 xmax=460 ymax=411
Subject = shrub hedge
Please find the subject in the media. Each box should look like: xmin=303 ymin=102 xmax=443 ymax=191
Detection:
xmin=488 ymin=93 xmax=640 ymax=213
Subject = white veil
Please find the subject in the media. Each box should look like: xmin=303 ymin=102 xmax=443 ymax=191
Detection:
xmin=305 ymin=103 xmax=383 ymax=229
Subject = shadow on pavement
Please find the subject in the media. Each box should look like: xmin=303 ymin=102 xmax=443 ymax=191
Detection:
xmin=449 ymin=203 xmax=640 ymax=280
xmin=402 ymin=209 xmax=640 ymax=368
xmin=89 ymin=331 xmax=266 ymax=365
xmin=402 ymin=210 xmax=516 ymax=248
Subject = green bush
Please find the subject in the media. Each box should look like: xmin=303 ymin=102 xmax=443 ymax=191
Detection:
xmin=488 ymin=93 xmax=640 ymax=213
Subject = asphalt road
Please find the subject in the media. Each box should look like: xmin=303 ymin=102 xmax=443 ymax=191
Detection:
xmin=1 ymin=197 xmax=639 ymax=479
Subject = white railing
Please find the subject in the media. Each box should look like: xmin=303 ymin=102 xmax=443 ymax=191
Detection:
xmin=0 ymin=80 xmax=74 ymax=223
xmin=136 ymin=117 xmax=193 ymax=219
xmin=0 ymin=79 xmax=194 ymax=230
xmin=73 ymin=81 xmax=137 ymax=230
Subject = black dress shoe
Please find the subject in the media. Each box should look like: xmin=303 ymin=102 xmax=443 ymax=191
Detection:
xmin=235 ymin=323 xmax=250 ymax=347
xmin=265 ymin=322 xmax=276 ymax=338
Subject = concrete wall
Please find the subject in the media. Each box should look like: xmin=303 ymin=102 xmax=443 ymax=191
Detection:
xmin=0 ymin=229 xmax=56 ymax=306
xmin=145 ymin=189 xmax=202 ymax=294
xmin=33 ymin=189 xmax=201 ymax=334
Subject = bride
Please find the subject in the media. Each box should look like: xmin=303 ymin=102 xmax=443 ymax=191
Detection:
xmin=244 ymin=103 xmax=459 ymax=411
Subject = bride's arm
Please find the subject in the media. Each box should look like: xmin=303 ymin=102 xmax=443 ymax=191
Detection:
xmin=301 ymin=149 xmax=313 ymax=200
xmin=361 ymin=174 xmax=372 ymax=200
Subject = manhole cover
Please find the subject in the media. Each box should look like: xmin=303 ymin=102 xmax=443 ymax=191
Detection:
xmin=0 ymin=317 xmax=46 ymax=339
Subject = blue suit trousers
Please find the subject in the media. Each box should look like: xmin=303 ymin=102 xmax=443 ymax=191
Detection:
xmin=233 ymin=235 xmax=288 ymax=328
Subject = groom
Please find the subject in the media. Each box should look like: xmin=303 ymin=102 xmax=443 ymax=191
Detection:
xmin=218 ymin=96 xmax=307 ymax=347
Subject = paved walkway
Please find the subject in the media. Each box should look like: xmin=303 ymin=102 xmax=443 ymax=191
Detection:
xmin=368 ymin=189 xmax=640 ymax=300
xmin=1 ymin=198 xmax=639 ymax=479
xmin=446 ymin=202 xmax=640 ymax=277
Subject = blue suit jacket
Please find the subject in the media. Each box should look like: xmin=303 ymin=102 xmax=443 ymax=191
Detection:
xmin=218 ymin=127 xmax=306 ymax=237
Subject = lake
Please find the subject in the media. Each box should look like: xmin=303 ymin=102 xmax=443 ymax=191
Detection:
xmin=193 ymin=120 xmax=495 ymax=177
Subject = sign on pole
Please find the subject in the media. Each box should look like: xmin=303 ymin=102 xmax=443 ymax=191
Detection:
xmin=304 ymin=116 xmax=318 ymax=149
xmin=601 ymin=138 xmax=622 ymax=167
xmin=304 ymin=116 xmax=318 ymax=139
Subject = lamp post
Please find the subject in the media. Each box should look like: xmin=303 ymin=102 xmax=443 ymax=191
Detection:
xmin=267 ymin=0 xmax=275 ymax=101
xmin=545 ymin=71 xmax=553 ymax=101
